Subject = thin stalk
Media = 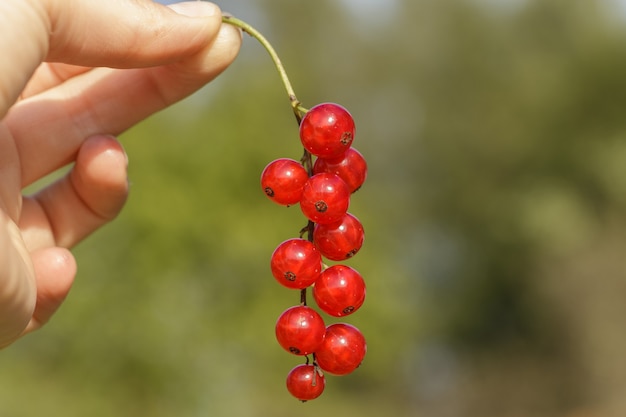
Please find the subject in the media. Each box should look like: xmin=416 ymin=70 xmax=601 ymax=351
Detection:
xmin=222 ymin=15 xmax=308 ymax=121
xmin=224 ymin=15 xmax=315 ymax=310
xmin=300 ymin=149 xmax=314 ymax=177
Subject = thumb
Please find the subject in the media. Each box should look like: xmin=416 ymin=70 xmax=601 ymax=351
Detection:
xmin=0 ymin=0 xmax=223 ymax=116
xmin=46 ymin=1 xmax=223 ymax=67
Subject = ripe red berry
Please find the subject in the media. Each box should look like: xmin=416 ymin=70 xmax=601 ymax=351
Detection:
xmin=270 ymin=239 xmax=322 ymax=289
xmin=300 ymin=173 xmax=350 ymax=224
xmin=313 ymin=147 xmax=367 ymax=193
xmin=300 ymin=103 xmax=355 ymax=159
xmin=313 ymin=213 xmax=364 ymax=261
xmin=286 ymin=364 xmax=325 ymax=401
xmin=275 ymin=306 xmax=326 ymax=355
xmin=315 ymin=323 xmax=367 ymax=375
xmin=261 ymin=158 xmax=309 ymax=206
xmin=313 ymin=265 xmax=366 ymax=317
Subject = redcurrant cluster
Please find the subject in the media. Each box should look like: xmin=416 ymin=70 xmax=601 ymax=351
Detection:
xmin=261 ymin=103 xmax=368 ymax=402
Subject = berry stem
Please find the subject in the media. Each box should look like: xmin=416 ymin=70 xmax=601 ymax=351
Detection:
xmin=300 ymin=149 xmax=314 ymax=177
xmin=222 ymin=15 xmax=309 ymax=121
xmin=300 ymin=288 xmax=307 ymax=306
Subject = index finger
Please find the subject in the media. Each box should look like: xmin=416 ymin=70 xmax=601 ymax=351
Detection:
xmin=0 ymin=0 xmax=223 ymax=117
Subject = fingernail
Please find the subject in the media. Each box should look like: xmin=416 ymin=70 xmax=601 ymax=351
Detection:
xmin=169 ymin=2 xmax=219 ymax=18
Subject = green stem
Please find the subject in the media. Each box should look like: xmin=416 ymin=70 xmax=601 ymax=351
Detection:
xmin=222 ymin=15 xmax=308 ymax=121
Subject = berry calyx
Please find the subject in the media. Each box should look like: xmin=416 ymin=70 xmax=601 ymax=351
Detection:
xmin=315 ymin=323 xmax=367 ymax=375
xmin=261 ymin=158 xmax=309 ymax=206
xmin=313 ymin=147 xmax=367 ymax=193
xmin=286 ymin=364 xmax=326 ymax=402
xmin=270 ymin=239 xmax=322 ymax=289
xmin=313 ymin=213 xmax=365 ymax=261
xmin=275 ymin=306 xmax=326 ymax=355
xmin=300 ymin=103 xmax=356 ymax=159
xmin=300 ymin=173 xmax=350 ymax=224
xmin=313 ymin=265 xmax=366 ymax=317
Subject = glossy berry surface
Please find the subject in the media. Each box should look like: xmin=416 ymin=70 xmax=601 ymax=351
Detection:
xmin=270 ymin=239 xmax=322 ymax=289
xmin=300 ymin=173 xmax=350 ymax=224
xmin=313 ymin=213 xmax=364 ymax=261
xmin=286 ymin=364 xmax=325 ymax=401
xmin=313 ymin=265 xmax=366 ymax=317
xmin=299 ymin=103 xmax=355 ymax=159
xmin=261 ymin=158 xmax=309 ymax=206
xmin=313 ymin=147 xmax=367 ymax=193
xmin=315 ymin=323 xmax=367 ymax=375
xmin=275 ymin=306 xmax=326 ymax=355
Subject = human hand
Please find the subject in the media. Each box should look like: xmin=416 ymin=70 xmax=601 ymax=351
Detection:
xmin=0 ymin=0 xmax=241 ymax=348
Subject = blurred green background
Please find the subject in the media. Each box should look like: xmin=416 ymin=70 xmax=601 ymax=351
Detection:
xmin=3 ymin=0 xmax=626 ymax=416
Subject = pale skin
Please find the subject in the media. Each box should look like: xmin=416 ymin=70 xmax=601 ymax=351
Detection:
xmin=0 ymin=0 xmax=242 ymax=348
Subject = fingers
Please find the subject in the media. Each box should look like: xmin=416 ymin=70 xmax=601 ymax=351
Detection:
xmin=21 ymin=247 xmax=76 ymax=335
xmin=9 ymin=21 xmax=241 ymax=187
xmin=0 ymin=0 xmax=223 ymax=116
xmin=0 ymin=123 xmax=22 ymax=221
xmin=19 ymin=63 xmax=92 ymax=100
xmin=0 ymin=211 xmax=36 ymax=348
xmin=19 ymin=135 xmax=129 ymax=251
xmin=3 ymin=135 xmax=121 ymax=345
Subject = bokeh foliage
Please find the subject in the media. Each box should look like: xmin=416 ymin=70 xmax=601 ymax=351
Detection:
xmin=3 ymin=0 xmax=626 ymax=416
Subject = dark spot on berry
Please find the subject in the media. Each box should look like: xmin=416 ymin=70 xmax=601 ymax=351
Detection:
xmin=342 ymin=306 xmax=355 ymax=314
xmin=314 ymin=201 xmax=328 ymax=212
xmin=284 ymin=271 xmax=297 ymax=281
xmin=340 ymin=132 xmax=352 ymax=145
xmin=264 ymin=187 xmax=275 ymax=197
xmin=346 ymin=249 xmax=358 ymax=258
xmin=289 ymin=347 xmax=301 ymax=354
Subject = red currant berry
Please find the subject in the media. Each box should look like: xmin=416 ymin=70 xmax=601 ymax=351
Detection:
xmin=300 ymin=173 xmax=350 ymax=224
xmin=275 ymin=306 xmax=326 ymax=355
xmin=286 ymin=364 xmax=325 ymax=402
xmin=260 ymin=158 xmax=309 ymax=206
xmin=270 ymin=239 xmax=322 ymax=289
xmin=315 ymin=323 xmax=367 ymax=375
xmin=300 ymin=103 xmax=355 ymax=159
xmin=313 ymin=265 xmax=366 ymax=317
xmin=313 ymin=213 xmax=364 ymax=261
xmin=313 ymin=147 xmax=367 ymax=193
